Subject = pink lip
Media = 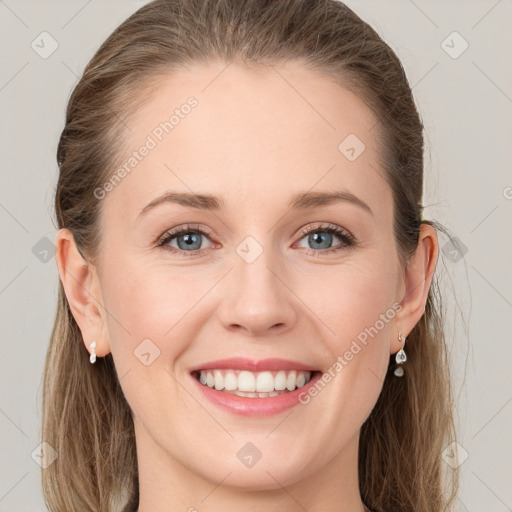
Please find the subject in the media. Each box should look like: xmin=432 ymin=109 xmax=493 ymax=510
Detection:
xmin=188 ymin=358 xmax=320 ymax=417
xmin=188 ymin=357 xmax=318 ymax=373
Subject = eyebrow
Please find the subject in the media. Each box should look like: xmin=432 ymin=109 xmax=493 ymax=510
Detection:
xmin=137 ymin=189 xmax=373 ymax=218
xmin=288 ymin=190 xmax=373 ymax=216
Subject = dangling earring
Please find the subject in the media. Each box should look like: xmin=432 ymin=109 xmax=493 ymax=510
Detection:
xmin=89 ymin=341 xmax=97 ymax=364
xmin=394 ymin=331 xmax=407 ymax=377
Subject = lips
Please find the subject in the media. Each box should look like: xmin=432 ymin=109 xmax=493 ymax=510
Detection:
xmin=188 ymin=358 xmax=322 ymax=416
xmin=189 ymin=357 xmax=318 ymax=373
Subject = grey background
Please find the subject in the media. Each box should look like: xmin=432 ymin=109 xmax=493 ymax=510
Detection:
xmin=0 ymin=0 xmax=511 ymax=510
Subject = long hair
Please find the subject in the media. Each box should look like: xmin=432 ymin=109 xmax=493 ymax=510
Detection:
xmin=42 ymin=1 xmax=459 ymax=510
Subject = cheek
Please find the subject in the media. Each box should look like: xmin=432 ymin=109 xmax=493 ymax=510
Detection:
xmin=99 ymin=253 xmax=206 ymax=366
xmin=294 ymin=261 xmax=397 ymax=436
xmin=303 ymin=253 xmax=399 ymax=398
xmin=315 ymin=259 xmax=397 ymax=340
xmin=99 ymin=257 xmax=203 ymax=421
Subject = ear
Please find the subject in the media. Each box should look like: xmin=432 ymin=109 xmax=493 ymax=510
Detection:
xmin=55 ymin=228 xmax=111 ymax=360
xmin=392 ymin=223 xmax=439 ymax=354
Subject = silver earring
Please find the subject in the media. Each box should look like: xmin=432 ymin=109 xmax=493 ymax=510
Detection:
xmin=89 ymin=341 xmax=97 ymax=364
xmin=394 ymin=331 xmax=407 ymax=377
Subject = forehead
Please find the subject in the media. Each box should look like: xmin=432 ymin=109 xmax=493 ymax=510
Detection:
xmin=102 ymin=60 xmax=391 ymax=222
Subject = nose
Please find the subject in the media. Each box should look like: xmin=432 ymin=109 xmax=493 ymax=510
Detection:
xmin=216 ymin=249 xmax=298 ymax=337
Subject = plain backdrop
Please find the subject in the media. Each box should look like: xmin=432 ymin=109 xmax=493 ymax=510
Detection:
xmin=0 ymin=1 xmax=511 ymax=511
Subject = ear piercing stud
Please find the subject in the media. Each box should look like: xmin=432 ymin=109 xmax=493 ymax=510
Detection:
xmin=90 ymin=341 xmax=97 ymax=364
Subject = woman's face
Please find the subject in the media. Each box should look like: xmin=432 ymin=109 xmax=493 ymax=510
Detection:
xmin=90 ymin=61 xmax=413 ymax=495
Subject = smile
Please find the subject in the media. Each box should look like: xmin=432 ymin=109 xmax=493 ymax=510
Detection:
xmin=192 ymin=369 xmax=314 ymax=398
xmin=188 ymin=358 xmax=322 ymax=416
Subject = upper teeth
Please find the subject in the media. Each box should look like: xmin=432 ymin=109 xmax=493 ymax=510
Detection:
xmin=198 ymin=369 xmax=312 ymax=393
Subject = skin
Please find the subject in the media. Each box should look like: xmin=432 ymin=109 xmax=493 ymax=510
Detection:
xmin=56 ymin=61 xmax=438 ymax=512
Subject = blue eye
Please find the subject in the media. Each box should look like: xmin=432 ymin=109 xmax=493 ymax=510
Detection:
xmin=171 ymin=231 xmax=202 ymax=251
xmin=157 ymin=223 xmax=356 ymax=257
xmin=157 ymin=225 xmax=214 ymax=255
xmin=295 ymin=224 xmax=356 ymax=254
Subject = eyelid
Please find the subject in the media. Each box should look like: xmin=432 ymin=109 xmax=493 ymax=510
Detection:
xmin=156 ymin=223 xmax=215 ymax=247
xmin=157 ymin=222 xmax=356 ymax=256
xmin=295 ymin=222 xmax=354 ymax=241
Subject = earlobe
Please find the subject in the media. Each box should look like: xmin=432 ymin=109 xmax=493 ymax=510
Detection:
xmin=55 ymin=228 xmax=110 ymax=359
xmin=392 ymin=223 xmax=439 ymax=352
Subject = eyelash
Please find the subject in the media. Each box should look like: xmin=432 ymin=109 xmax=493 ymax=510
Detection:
xmin=156 ymin=223 xmax=357 ymax=258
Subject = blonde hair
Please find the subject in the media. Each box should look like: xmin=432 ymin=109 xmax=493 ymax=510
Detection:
xmin=42 ymin=1 xmax=459 ymax=511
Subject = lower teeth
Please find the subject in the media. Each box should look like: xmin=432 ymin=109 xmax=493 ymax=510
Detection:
xmin=198 ymin=382 xmax=293 ymax=398
xmin=229 ymin=390 xmax=289 ymax=398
